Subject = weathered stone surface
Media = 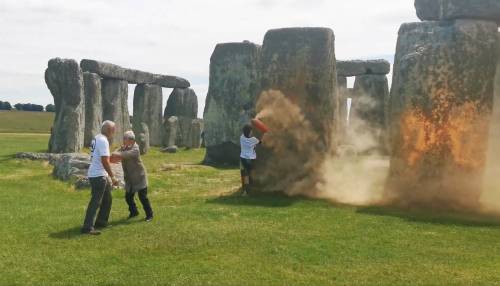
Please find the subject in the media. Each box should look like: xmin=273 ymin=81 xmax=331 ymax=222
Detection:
xmin=16 ymin=152 xmax=61 ymax=165
xmin=80 ymin=59 xmax=190 ymax=88
xmin=415 ymin=0 xmax=440 ymax=21
xmin=337 ymin=77 xmax=349 ymax=144
xmin=164 ymin=88 xmax=198 ymax=119
xmin=352 ymin=74 xmax=390 ymax=154
xmin=186 ymin=119 xmax=203 ymax=148
xmin=45 ymin=58 xmax=85 ymax=153
xmin=203 ymin=41 xmax=261 ymax=165
xmin=135 ymin=122 xmax=150 ymax=155
xmin=415 ymin=0 xmax=500 ymax=24
xmin=161 ymin=146 xmax=178 ymax=153
xmin=162 ymin=116 xmax=179 ymax=147
xmin=16 ymin=152 xmax=124 ymax=189
xmin=256 ymin=27 xmax=338 ymax=191
xmin=387 ymin=20 xmax=498 ymax=210
xmin=102 ymin=79 xmax=131 ymax=145
xmin=337 ymin=60 xmax=391 ymax=77
xmin=83 ymin=72 xmax=102 ymax=147
xmin=337 ymin=76 xmax=347 ymax=89
xmin=133 ymin=84 xmax=163 ymax=146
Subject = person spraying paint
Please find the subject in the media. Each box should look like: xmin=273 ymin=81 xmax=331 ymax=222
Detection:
xmin=240 ymin=119 xmax=268 ymax=195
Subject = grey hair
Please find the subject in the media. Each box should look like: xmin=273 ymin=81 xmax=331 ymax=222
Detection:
xmin=101 ymin=120 xmax=116 ymax=134
xmin=123 ymin=130 xmax=136 ymax=141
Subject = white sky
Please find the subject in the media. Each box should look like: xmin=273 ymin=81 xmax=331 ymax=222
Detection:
xmin=0 ymin=0 xmax=418 ymax=117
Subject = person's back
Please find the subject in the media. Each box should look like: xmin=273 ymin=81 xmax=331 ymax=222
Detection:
xmin=239 ymin=124 xmax=260 ymax=195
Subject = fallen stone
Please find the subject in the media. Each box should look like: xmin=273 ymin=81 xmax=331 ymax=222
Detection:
xmin=80 ymin=59 xmax=190 ymax=88
xmin=83 ymin=72 xmax=102 ymax=147
xmin=45 ymin=58 xmax=85 ymax=153
xmin=387 ymin=20 xmax=498 ymax=210
xmin=203 ymin=41 xmax=261 ymax=165
xmin=415 ymin=0 xmax=500 ymax=24
xmin=102 ymin=79 xmax=131 ymax=145
xmin=337 ymin=60 xmax=391 ymax=77
xmin=161 ymin=146 xmax=178 ymax=153
xmin=133 ymin=84 xmax=163 ymax=146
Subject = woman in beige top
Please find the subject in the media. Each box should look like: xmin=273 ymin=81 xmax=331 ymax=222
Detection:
xmin=112 ymin=131 xmax=153 ymax=221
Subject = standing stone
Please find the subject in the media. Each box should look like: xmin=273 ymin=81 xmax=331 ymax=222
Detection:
xmin=133 ymin=84 xmax=163 ymax=146
xmin=415 ymin=0 xmax=500 ymax=24
xmin=163 ymin=116 xmax=179 ymax=147
xmin=352 ymin=74 xmax=390 ymax=154
xmin=387 ymin=20 xmax=498 ymax=210
xmin=483 ymin=33 xmax=500 ymax=205
xmin=203 ymin=41 xmax=261 ymax=165
xmin=186 ymin=119 xmax=204 ymax=148
xmin=163 ymin=88 xmax=198 ymax=147
xmin=256 ymin=27 xmax=338 ymax=191
xmin=337 ymin=76 xmax=348 ymax=144
xmin=45 ymin=58 xmax=85 ymax=153
xmin=83 ymin=72 xmax=102 ymax=147
xmin=164 ymin=88 xmax=198 ymax=118
xmin=135 ymin=122 xmax=150 ymax=155
xmin=102 ymin=79 xmax=130 ymax=145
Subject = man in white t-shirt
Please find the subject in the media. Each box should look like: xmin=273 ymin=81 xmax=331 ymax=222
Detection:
xmin=240 ymin=124 xmax=262 ymax=195
xmin=81 ymin=120 xmax=119 ymax=235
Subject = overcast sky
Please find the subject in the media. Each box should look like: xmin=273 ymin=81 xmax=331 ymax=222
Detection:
xmin=0 ymin=0 xmax=418 ymax=117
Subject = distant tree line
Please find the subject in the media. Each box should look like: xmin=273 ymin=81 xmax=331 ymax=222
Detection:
xmin=0 ymin=101 xmax=13 ymax=110
xmin=0 ymin=101 xmax=56 ymax=112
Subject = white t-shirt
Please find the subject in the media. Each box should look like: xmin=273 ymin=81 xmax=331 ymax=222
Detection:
xmin=240 ymin=135 xmax=260 ymax=160
xmin=88 ymin=134 xmax=111 ymax=178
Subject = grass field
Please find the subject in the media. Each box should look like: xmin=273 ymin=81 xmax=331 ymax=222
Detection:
xmin=2 ymin=133 xmax=500 ymax=285
xmin=0 ymin=110 xmax=54 ymax=133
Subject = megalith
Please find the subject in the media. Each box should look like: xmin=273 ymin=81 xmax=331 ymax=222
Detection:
xmin=415 ymin=0 xmax=500 ymax=24
xmin=45 ymin=58 xmax=85 ymax=153
xmin=133 ymin=84 xmax=163 ymax=146
xmin=163 ymin=116 xmax=179 ymax=147
xmin=135 ymin=122 xmax=150 ymax=155
xmin=387 ymin=20 xmax=498 ymax=210
xmin=255 ymin=27 xmax=338 ymax=192
xmin=337 ymin=60 xmax=390 ymax=77
xmin=352 ymin=74 xmax=390 ymax=154
xmin=102 ymin=79 xmax=130 ymax=145
xmin=203 ymin=41 xmax=261 ymax=165
xmin=83 ymin=72 xmax=102 ymax=147
xmin=186 ymin=119 xmax=204 ymax=149
xmin=163 ymin=88 xmax=198 ymax=147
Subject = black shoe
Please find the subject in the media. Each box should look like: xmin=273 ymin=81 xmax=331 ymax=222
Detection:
xmin=128 ymin=212 xmax=139 ymax=219
xmin=94 ymin=223 xmax=111 ymax=229
xmin=81 ymin=229 xmax=101 ymax=235
xmin=145 ymin=216 xmax=153 ymax=222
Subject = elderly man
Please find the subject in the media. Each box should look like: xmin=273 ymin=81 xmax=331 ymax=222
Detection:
xmin=81 ymin=120 xmax=119 ymax=235
xmin=112 ymin=130 xmax=153 ymax=221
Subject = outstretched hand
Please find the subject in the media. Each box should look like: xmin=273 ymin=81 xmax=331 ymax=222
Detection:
xmin=110 ymin=152 xmax=122 ymax=164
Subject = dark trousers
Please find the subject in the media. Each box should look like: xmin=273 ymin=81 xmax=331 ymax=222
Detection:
xmin=82 ymin=176 xmax=112 ymax=232
xmin=125 ymin=188 xmax=153 ymax=218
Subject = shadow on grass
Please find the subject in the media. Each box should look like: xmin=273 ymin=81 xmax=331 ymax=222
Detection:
xmin=49 ymin=217 xmax=144 ymax=239
xmin=357 ymin=206 xmax=500 ymax=227
xmin=207 ymin=191 xmax=302 ymax=208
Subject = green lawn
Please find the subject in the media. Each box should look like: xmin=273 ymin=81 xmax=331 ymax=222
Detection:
xmin=0 ymin=110 xmax=54 ymax=133
xmin=1 ymin=133 xmax=500 ymax=285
